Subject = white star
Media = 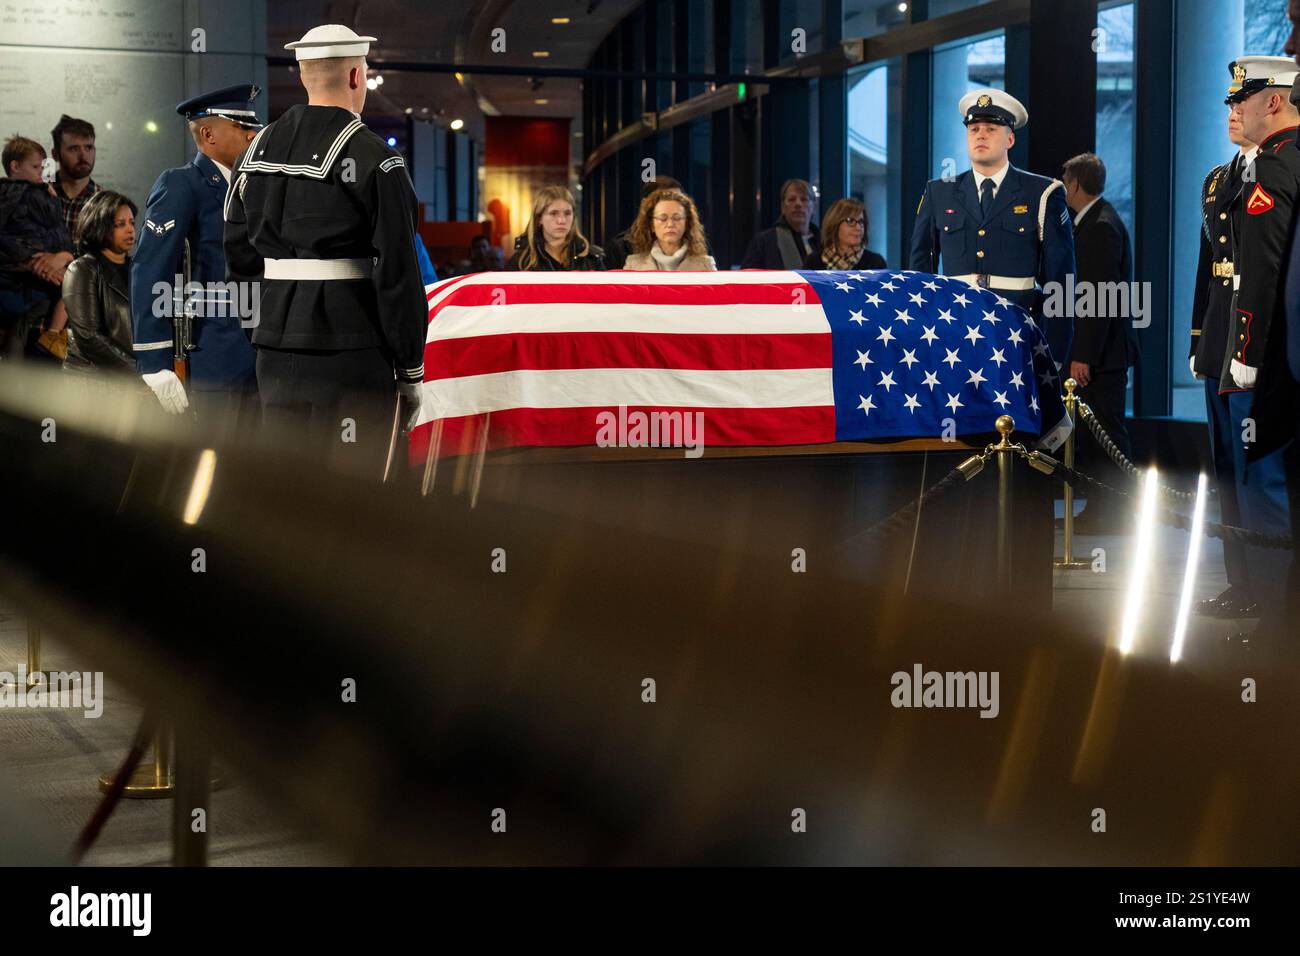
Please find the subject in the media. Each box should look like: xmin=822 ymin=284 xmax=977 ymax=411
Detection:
xmin=858 ymin=394 xmax=876 ymax=416
xmin=312 ymin=153 xmax=320 ymax=160
xmin=922 ymin=370 xmax=941 ymax=390
xmin=1033 ymin=341 xmax=1049 ymax=358
xmin=1008 ymin=328 xmax=1024 ymax=346
xmin=1010 ymin=371 xmax=1025 ymax=390
xmin=854 ymin=349 xmax=873 ymax=370
xmin=945 ymin=393 xmax=964 ymax=413
xmin=847 ymin=273 xmax=865 ymax=282
xmin=989 ymin=347 xmax=1007 ymax=367
xmin=903 ymin=393 xmax=921 ymax=412
xmin=849 ymin=309 xmax=867 ymax=325
xmin=966 ymin=368 xmax=987 ymax=388
xmin=964 ymin=325 xmax=985 ymax=345
xmin=981 ymin=309 xmax=1000 ymax=324
xmin=943 ymin=348 xmax=962 ymax=369
xmin=878 ymin=370 xmax=897 ymax=392
xmin=880 ymin=281 xmax=898 ymax=292
xmin=952 ymin=292 xmax=971 ymax=308
xmin=1030 ymin=396 xmax=1040 ymax=413
xmin=1039 ymin=368 xmax=1059 ymax=387
xmin=993 ymin=390 xmax=1010 ymax=409
xmin=922 ymin=280 xmax=941 ymax=291
xmin=876 ymin=326 xmax=895 ymax=345
xmin=890 ymin=273 xmax=908 ymax=282
xmin=908 ymin=291 xmax=926 ymax=307
xmin=899 ymin=348 xmax=919 ymax=369
xmin=920 ymin=325 xmax=939 ymax=345
xmin=937 ymin=308 xmax=957 ymax=324
xmin=995 ymin=295 xmax=1011 ymax=309
xmin=835 ymin=281 xmax=852 ymax=292
xmin=864 ymin=292 xmax=884 ymax=308
xmin=1025 ymin=317 xmax=1039 ymax=330
xmin=894 ymin=308 xmax=915 ymax=325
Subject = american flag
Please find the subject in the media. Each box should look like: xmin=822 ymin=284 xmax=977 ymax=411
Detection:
xmin=409 ymin=269 xmax=1069 ymax=461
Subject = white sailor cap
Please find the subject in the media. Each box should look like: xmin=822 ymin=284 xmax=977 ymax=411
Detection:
xmin=959 ymin=88 xmax=1028 ymax=129
xmin=1226 ymin=56 xmax=1300 ymax=104
xmin=284 ymin=24 xmax=377 ymax=61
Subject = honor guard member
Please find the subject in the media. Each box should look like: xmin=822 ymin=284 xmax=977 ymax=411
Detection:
xmin=1208 ymin=55 xmax=1300 ymax=637
xmin=1190 ymin=106 xmax=1260 ymax=618
xmin=131 ymin=85 xmax=261 ymax=417
xmin=909 ymin=89 xmax=1076 ymax=363
xmin=224 ymin=24 xmax=426 ymax=464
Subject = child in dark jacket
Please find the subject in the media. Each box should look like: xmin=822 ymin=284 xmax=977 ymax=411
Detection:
xmin=0 ymin=135 xmax=73 ymax=359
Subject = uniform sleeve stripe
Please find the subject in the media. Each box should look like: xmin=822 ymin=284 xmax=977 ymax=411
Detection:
xmin=134 ymin=341 xmax=174 ymax=352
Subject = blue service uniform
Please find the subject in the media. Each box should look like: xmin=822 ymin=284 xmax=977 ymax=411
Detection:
xmin=908 ymin=167 xmax=1076 ymax=363
xmin=130 ymin=152 xmax=256 ymax=391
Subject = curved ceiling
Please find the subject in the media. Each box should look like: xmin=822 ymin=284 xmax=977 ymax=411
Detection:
xmin=266 ymin=0 xmax=642 ymax=149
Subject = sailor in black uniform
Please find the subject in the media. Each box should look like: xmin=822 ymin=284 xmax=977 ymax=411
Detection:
xmin=224 ymin=24 xmax=427 ymax=468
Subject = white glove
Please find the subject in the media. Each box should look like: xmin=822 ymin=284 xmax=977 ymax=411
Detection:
xmin=1189 ymin=355 xmax=1203 ymax=381
xmin=396 ymin=380 xmax=422 ymax=432
xmin=142 ymin=370 xmax=189 ymax=414
xmin=1230 ymin=359 xmax=1257 ymax=389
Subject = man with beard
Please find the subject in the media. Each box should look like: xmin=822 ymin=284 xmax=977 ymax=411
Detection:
xmin=49 ymin=115 xmax=100 ymax=245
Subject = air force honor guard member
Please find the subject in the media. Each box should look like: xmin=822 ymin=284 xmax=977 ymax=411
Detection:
xmin=131 ymin=85 xmax=261 ymax=416
xmin=909 ymin=89 xmax=1075 ymax=363
xmin=225 ymin=24 xmax=426 ymax=466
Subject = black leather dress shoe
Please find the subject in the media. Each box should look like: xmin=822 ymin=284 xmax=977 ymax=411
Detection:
xmin=1196 ymin=588 xmax=1245 ymax=617
xmin=1220 ymin=600 xmax=1260 ymax=619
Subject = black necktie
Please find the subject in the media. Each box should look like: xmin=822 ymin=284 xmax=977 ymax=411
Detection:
xmin=979 ymin=178 xmax=995 ymax=219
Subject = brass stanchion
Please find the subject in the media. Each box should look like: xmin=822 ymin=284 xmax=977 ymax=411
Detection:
xmin=1054 ymin=378 xmax=1089 ymax=569
xmin=99 ymin=725 xmax=175 ymax=798
xmin=96 ymin=725 xmax=224 ymax=800
xmin=0 ymin=619 xmax=76 ymax=690
xmin=993 ymin=415 xmax=1016 ymax=596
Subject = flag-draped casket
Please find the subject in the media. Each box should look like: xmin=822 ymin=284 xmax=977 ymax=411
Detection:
xmin=410 ymin=269 xmax=1067 ymax=462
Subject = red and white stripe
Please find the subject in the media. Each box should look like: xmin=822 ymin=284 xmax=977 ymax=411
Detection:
xmin=409 ymin=271 xmax=833 ymax=460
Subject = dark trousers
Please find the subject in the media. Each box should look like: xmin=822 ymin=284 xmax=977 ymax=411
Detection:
xmin=1207 ymin=378 xmax=1293 ymax=607
xmin=1206 ymin=378 xmax=1249 ymax=592
xmin=256 ymin=346 xmax=397 ymax=477
xmin=1073 ymin=366 xmax=1133 ymax=516
xmin=1287 ymin=440 xmax=1300 ymax=620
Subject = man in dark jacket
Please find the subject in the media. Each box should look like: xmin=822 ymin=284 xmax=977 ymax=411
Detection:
xmin=740 ymin=179 xmax=819 ymax=269
xmin=1061 ymin=153 xmax=1138 ymax=532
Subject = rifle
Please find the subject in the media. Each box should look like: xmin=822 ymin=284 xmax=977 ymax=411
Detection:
xmin=172 ymin=239 xmax=194 ymax=388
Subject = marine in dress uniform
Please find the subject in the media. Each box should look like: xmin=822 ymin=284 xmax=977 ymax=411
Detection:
xmin=1191 ymin=124 xmax=1258 ymax=616
xmin=1191 ymin=57 xmax=1300 ymax=628
xmin=224 ymin=24 xmax=427 ymax=464
xmin=132 ymin=85 xmax=261 ymax=417
xmin=909 ymin=89 xmax=1076 ymax=364
xmin=1280 ymin=75 xmax=1300 ymax=623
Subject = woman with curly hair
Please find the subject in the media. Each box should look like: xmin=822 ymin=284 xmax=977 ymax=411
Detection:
xmin=622 ymin=188 xmax=716 ymax=271
xmin=506 ymin=185 xmax=606 ymax=271
xmin=805 ymin=197 xmax=886 ymax=271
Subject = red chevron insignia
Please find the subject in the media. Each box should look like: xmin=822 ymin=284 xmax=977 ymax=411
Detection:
xmin=1247 ymin=185 xmax=1274 ymax=215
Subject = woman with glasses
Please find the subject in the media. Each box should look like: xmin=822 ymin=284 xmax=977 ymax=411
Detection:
xmin=622 ymin=188 xmax=716 ymax=271
xmin=807 ymin=198 xmax=886 ymax=272
xmin=507 ymin=185 xmax=606 ymax=271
